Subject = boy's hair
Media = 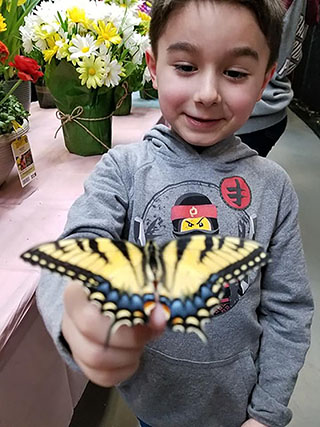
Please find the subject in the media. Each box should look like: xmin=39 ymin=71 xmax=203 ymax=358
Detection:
xmin=149 ymin=0 xmax=285 ymax=70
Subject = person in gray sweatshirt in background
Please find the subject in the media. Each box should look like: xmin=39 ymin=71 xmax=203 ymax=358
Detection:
xmin=36 ymin=1 xmax=314 ymax=426
xmin=237 ymin=0 xmax=319 ymax=156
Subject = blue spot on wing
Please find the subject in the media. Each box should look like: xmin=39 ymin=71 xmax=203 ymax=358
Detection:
xmin=108 ymin=290 xmax=120 ymax=303
xmin=95 ymin=282 xmax=110 ymax=295
xmin=185 ymin=298 xmax=197 ymax=316
xmin=118 ymin=294 xmax=131 ymax=309
xmin=170 ymin=299 xmax=187 ymax=318
xmin=131 ymin=294 xmax=145 ymax=311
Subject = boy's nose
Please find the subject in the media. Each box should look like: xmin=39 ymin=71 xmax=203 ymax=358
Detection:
xmin=194 ymin=75 xmax=221 ymax=106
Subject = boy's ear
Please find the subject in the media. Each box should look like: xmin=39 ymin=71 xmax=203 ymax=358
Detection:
xmin=145 ymin=48 xmax=158 ymax=90
xmin=257 ymin=63 xmax=277 ymax=101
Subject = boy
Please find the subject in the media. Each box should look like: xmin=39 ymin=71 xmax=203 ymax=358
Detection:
xmin=37 ymin=1 xmax=313 ymax=426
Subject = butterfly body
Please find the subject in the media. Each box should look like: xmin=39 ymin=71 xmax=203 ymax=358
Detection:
xmin=21 ymin=235 xmax=268 ymax=342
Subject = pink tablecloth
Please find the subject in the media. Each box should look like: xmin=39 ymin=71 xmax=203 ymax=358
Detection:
xmin=0 ymin=101 xmax=160 ymax=427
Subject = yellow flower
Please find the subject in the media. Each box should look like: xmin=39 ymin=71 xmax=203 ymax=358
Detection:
xmin=138 ymin=11 xmax=151 ymax=23
xmin=43 ymin=35 xmax=60 ymax=63
xmin=67 ymin=7 xmax=91 ymax=28
xmin=0 ymin=13 xmax=6 ymax=33
xmin=76 ymin=55 xmax=105 ymax=89
xmin=56 ymin=39 xmax=70 ymax=60
xmin=95 ymin=21 xmax=122 ymax=48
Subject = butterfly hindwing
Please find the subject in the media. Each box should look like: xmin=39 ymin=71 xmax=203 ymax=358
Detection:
xmin=158 ymin=235 xmax=268 ymax=341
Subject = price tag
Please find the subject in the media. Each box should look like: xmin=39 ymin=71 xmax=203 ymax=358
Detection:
xmin=11 ymin=135 xmax=37 ymax=188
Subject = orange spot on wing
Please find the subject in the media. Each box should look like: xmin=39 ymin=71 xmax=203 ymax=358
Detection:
xmin=143 ymin=301 xmax=156 ymax=315
xmin=161 ymin=304 xmax=171 ymax=320
xmin=172 ymin=317 xmax=183 ymax=325
xmin=133 ymin=311 xmax=145 ymax=318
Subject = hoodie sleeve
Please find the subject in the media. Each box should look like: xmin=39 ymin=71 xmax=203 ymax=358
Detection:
xmin=36 ymin=149 xmax=129 ymax=367
xmin=247 ymin=177 xmax=314 ymax=426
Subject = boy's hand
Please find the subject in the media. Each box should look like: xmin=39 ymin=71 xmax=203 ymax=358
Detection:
xmin=241 ymin=420 xmax=268 ymax=427
xmin=61 ymin=281 xmax=167 ymax=387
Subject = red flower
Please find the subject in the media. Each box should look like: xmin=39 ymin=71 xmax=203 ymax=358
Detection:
xmin=9 ymin=55 xmax=43 ymax=84
xmin=0 ymin=41 xmax=9 ymax=64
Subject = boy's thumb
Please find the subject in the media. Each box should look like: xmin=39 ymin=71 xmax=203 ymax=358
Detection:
xmin=149 ymin=302 xmax=167 ymax=335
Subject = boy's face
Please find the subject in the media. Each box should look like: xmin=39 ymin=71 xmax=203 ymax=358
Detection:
xmin=146 ymin=1 xmax=275 ymax=147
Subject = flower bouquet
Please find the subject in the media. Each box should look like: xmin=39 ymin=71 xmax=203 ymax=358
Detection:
xmin=0 ymin=0 xmax=40 ymax=77
xmin=0 ymin=0 xmax=40 ymax=110
xmin=20 ymin=0 xmax=151 ymax=156
xmin=0 ymin=40 xmax=42 ymax=185
xmin=0 ymin=41 xmax=43 ymax=133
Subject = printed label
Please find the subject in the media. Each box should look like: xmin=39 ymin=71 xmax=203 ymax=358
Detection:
xmin=11 ymin=135 xmax=37 ymax=187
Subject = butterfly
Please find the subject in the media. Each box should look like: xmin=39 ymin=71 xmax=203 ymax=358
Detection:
xmin=21 ymin=234 xmax=268 ymax=342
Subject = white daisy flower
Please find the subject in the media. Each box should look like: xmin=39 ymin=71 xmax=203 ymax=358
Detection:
xmin=35 ymin=2 xmax=62 ymax=27
xmin=20 ymin=25 xmax=34 ymax=53
xmin=102 ymin=54 xmax=122 ymax=88
xmin=69 ymin=34 xmax=98 ymax=60
xmin=125 ymin=33 xmax=150 ymax=65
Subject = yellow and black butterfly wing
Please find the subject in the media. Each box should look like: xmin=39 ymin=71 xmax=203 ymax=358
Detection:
xmin=159 ymin=235 xmax=268 ymax=341
xmin=21 ymin=238 xmax=156 ymax=332
xmin=21 ymin=235 xmax=269 ymax=342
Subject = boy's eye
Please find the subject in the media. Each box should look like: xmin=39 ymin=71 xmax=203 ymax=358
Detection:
xmin=224 ymin=70 xmax=248 ymax=80
xmin=174 ymin=64 xmax=196 ymax=73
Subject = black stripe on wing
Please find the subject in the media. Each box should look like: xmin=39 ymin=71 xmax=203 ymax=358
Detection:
xmin=21 ymin=244 xmax=103 ymax=287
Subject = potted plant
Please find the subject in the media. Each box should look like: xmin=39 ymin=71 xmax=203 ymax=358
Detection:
xmin=20 ymin=0 xmax=151 ymax=156
xmin=0 ymin=41 xmax=43 ymax=186
xmin=0 ymin=0 xmax=40 ymax=111
xmin=26 ymin=49 xmax=56 ymax=109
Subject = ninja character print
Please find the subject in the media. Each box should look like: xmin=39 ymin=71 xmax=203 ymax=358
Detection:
xmin=171 ymin=193 xmax=219 ymax=237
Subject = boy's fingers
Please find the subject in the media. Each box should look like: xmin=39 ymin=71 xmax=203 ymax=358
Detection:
xmin=63 ymin=281 xmax=161 ymax=348
xmin=74 ymin=358 xmax=140 ymax=388
xmin=62 ymin=312 xmax=143 ymax=371
xmin=63 ymin=281 xmax=112 ymax=341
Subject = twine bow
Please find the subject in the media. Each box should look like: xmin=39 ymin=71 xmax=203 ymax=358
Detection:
xmin=54 ymin=82 xmax=129 ymax=150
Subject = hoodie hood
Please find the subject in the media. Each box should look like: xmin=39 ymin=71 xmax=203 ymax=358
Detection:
xmin=142 ymin=125 xmax=258 ymax=171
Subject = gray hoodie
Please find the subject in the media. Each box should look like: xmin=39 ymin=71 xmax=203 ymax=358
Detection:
xmin=237 ymin=0 xmax=308 ymax=134
xmin=37 ymin=125 xmax=313 ymax=427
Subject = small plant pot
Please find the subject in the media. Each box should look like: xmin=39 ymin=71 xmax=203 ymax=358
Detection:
xmin=0 ymin=120 xmax=29 ymax=186
xmin=139 ymin=81 xmax=158 ymax=100
xmin=35 ymin=84 xmax=56 ymax=108
xmin=3 ymin=80 xmax=31 ymax=112
xmin=114 ymin=86 xmax=132 ymax=116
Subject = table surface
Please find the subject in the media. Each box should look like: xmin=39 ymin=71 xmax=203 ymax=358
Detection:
xmin=0 ymin=98 xmax=160 ymax=352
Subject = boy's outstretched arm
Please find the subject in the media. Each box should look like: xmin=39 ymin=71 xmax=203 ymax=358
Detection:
xmin=36 ymin=147 xmax=134 ymax=369
xmin=62 ymin=281 xmax=167 ymax=387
